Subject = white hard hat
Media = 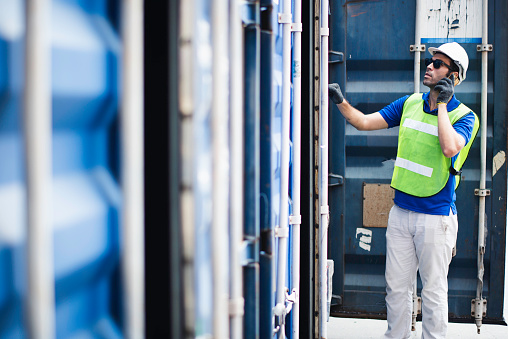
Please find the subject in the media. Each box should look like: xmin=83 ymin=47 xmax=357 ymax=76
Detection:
xmin=428 ymin=42 xmax=469 ymax=84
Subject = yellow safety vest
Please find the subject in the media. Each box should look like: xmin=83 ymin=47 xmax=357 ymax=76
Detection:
xmin=391 ymin=93 xmax=479 ymax=197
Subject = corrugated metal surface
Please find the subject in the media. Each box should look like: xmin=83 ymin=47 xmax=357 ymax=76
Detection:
xmin=328 ymin=0 xmax=507 ymax=323
xmin=0 ymin=0 xmax=122 ymax=337
xmin=259 ymin=0 xmax=274 ymax=337
xmin=257 ymin=0 xmax=293 ymax=336
xmin=244 ymin=1 xmax=261 ymax=338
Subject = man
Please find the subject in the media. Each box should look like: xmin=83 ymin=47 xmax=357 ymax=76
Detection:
xmin=329 ymin=42 xmax=479 ymax=339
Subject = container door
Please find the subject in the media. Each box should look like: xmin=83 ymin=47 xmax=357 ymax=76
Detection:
xmin=327 ymin=0 xmax=506 ymax=323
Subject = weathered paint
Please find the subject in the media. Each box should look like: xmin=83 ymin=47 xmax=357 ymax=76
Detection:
xmin=493 ymin=150 xmax=506 ymax=177
xmin=422 ymin=0 xmax=483 ymax=43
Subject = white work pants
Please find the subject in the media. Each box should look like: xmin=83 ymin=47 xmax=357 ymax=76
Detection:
xmin=383 ymin=205 xmax=458 ymax=339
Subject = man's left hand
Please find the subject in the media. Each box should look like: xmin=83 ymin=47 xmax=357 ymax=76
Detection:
xmin=435 ymin=74 xmax=455 ymax=104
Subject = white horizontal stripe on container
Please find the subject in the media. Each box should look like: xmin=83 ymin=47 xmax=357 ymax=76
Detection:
xmin=395 ymin=157 xmax=433 ymax=178
xmin=402 ymin=118 xmax=438 ymax=136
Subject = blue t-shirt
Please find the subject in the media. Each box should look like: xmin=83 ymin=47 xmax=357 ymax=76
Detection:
xmin=378 ymin=92 xmax=475 ymax=216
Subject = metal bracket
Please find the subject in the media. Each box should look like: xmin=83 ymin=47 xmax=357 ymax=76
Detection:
xmin=273 ymin=292 xmax=292 ymax=335
xmin=471 ymin=298 xmax=488 ymax=317
xmin=477 ymin=44 xmax=493 ymax=52
xmin=411 ymin=294 xmax=422 ymax=331
xmin=329 ymin=51 xmax=344 ymax=64
xmin=328 ymin=173 xmax=344 ymax=186
xmin=320 ymin=28 xmax=329 ymax=36
xmin=410 ymin=44 xmax=426 ymax=52
xmin=273 ymin=287 xmax=298 ymax=335
xmin=289 ymin=215 xmax=302 ymax=225
xmin=475 ymin=188 xmax=491 ymax=197
xmin=291 ymin=22 xmax=303 ymax=32
xmin=241 ymin=238 xmax=258 ymax=265
xmin=229 ymin=297 xmax=245 ymax=316
xmin=278 ymin=13 xmax=292 ymax=24
xmin=285 ymin=288 xmax=298 ymax=314
xmin=274 ymin=226 xmax=289 ymax=238
xmin=412 ymin=295 xmax=422 ymax=315
xmin=286 ymin=288 xmax=298 ymax=303
xmin=471 ymin=298 xmax=487 ymax=333
xmin=320 ymin=205 xmax=330 ymax=227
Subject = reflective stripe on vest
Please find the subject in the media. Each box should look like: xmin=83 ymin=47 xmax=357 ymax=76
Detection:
xmin=391 ymin=93 xmax=479 ymax=197
xmin=394 ymin=157 xmax=433 ymax=177
xmin=402 ymin=118 xmax=438 ymax=136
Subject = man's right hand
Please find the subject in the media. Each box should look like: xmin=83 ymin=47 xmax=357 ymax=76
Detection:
xmin=328 ymin=83 xmax=344 ymax=104
xmin=435 ymin=74 xmax=455 ymax=104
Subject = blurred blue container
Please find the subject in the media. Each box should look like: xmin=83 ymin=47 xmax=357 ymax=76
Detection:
xmin=0 ymin=0 xmax=122 ymax=337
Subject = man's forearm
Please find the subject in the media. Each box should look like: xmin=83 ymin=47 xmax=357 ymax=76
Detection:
xmin=329 ymin=83 xmax=388 ymax=131
xmin=437 ymin=104 xmax=465 ymax=157
xmin=335 ymin=100 xmax=367 ymax=130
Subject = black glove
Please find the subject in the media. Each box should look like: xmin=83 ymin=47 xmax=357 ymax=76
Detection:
xmin=435 ymin=74 xmax=455 ymax=104
xmin=328 ymin=83 xmax=344 ymax=104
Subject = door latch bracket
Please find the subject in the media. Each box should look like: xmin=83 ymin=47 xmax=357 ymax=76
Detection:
xmin=477 ymin=44 xmax=493 ymax=52
xmin=410 ymin=44 xmax=426 ymax=52
xmin=474 ymin=188 xmax=491 ymax=197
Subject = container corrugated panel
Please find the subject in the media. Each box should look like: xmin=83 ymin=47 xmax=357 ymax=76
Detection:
xmin=244 ymin=1 xmax=261 ymax=338
xmin=328 ymin=0 xmax=507 ymax=323
xmin=0 ymin=0 xmax=122 ymax=337
xmin=270 ymin=0 xmax=286 ymax=332
xmin=259 ymin=0 xmax=274 ymax=337
xmin=259 ymin=0 xmax=290 ymax=335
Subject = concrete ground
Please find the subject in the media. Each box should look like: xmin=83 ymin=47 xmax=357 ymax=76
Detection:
xmin=327 ymin=201 xmax=508 ymax=338
xmin=328 ymin=266 xmax=508 ymax=339
xmin=328 ymin=277 xmax=508 ymax=339
xmin=327 ymin=317 xmax=508 ymax=339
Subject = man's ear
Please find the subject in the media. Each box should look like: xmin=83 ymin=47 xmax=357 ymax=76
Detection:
xmin=453 ymin=72 xmax=459 ymax=86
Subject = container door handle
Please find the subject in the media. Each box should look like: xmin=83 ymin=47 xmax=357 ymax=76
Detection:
xmin=328 ymin=173 xmax=344 ymax=187
xmin=329 ymin=51 xmax=344 ymax=64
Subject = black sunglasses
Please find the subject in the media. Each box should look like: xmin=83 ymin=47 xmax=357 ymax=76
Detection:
xmin=425 ymin=58 xmax=453 ymax=71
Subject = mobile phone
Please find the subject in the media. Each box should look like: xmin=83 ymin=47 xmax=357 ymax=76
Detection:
xmin=448 ymin=73 xmax=458 ymax=85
